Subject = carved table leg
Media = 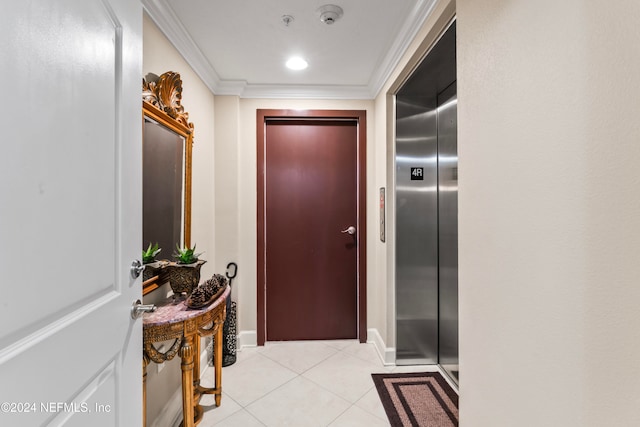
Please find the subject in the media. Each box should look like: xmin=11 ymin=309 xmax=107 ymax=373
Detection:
xmin=194 ymin=297 xmax=227 ymax=412
xmin=214 ymin=323 xmax=223 ymax=406
xmin=180 ymin=336 xmax=195 ymax=427
xmin=198 ymin=314 xmax=224 ymax=407
xmin=192 ymin=335 xmax=204 ymax=424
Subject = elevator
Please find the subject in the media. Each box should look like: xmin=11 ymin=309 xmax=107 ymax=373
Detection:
xmin=395 ymin=21 xmax=458 ymax=384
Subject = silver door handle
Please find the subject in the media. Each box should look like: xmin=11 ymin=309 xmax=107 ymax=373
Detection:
xmin=131 ymin=299 xmax=156 ymax=319
xmin=341 ymin=226 xmax=356 ymax=235
xmin=131 ymin=259 xmax=145 ymax=279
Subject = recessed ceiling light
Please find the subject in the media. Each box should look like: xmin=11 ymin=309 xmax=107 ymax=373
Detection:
xmin=286 ymin=57 xmax=308 ymax=70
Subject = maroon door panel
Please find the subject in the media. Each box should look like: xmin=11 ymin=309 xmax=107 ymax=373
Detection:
xmin=265 ymin=120 xmax=358 ymax=340
xmin=257 ymin=109 xmax=367 ymax=345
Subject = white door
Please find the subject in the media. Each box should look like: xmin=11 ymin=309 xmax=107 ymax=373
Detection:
xmin=0 ymin=1 xmax=142 ymax=426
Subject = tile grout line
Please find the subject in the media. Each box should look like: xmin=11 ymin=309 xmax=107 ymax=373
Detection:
xmin=258 ymin=342 xmax=340 ymax=375
xmin=203 ymin=341 xmax=391 ymax=426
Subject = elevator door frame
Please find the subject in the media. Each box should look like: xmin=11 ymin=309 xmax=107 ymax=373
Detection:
xmin=394 ymin=20 xmax=458 ymax=384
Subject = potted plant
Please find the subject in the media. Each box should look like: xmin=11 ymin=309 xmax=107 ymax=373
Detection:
xmin=142 ymin=242 xmax=163 ymax=281
xmin=166 ymin=244 xmax=206 ymax=296
xmin=174 ymin=244 xmax=203 ymax=265
xmin=142 ymin=242 xmax=161 ymax=264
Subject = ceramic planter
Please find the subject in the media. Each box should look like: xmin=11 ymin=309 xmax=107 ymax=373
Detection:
xmin=165 ymin=259 xmax=207 ymax=295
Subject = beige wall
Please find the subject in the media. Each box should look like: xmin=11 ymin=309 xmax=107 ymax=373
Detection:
xmin=143 ymin=13 xmax=217 ymax=278
xmin=143 ymin=13 xmax=216 ymax=426
xmin=456 ymin=0 xmax=640 ymax=425
xmin=212 ymin=95 xmax=239 ymax=281
xmin=376 ymin=0 xmax=640 ymax=423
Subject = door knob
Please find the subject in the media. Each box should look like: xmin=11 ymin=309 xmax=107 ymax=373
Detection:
xmin=130 ymin=259 xmax=145 ymax=279
xmin=131 ymin=299 xmax=156 ymax=319
xmin=341 ymin=226 xmax=356 ymax=235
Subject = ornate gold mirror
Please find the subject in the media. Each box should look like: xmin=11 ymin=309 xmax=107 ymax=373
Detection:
xmin=142 ymin=72 xmax=193 ymax=295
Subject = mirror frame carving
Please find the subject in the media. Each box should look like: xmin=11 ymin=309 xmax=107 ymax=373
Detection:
xmin=142 ymin=71 xmax=194 ymax=295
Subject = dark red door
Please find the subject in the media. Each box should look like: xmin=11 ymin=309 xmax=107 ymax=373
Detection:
xmin=264 ymin=119 xmax=358 ymax=340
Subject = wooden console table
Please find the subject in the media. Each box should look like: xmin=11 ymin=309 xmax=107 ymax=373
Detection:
xmin=143 ymin=286 xmax=230 ymax=427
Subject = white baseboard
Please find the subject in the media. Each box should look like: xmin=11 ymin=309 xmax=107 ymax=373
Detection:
xmin=238 ymin=330 xmax=257 ymax=349
xmin=367 ymin=328 xmax=396 ymax=366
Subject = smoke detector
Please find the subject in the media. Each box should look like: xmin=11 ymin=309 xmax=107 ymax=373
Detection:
xmin=317 ymin=4 xmax=343 ymax=25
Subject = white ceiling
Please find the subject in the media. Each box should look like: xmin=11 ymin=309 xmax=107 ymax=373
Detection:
xmin=142 ymin=0 xmax=437 ymax=99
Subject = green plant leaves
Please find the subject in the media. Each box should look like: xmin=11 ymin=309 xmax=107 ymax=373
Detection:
xmin=142 ymin=242 xmax=161 ymax=264
xmin=173 ymin=243 xmax=203 ymax=264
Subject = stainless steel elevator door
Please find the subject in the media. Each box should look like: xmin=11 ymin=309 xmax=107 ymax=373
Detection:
xmin=396 ymin=98 xmax=439 ymax=364
xmin=395 ymin=21 xmax=457 ymax=371
xmin=437 ymin=82 xmax=458 ymax=383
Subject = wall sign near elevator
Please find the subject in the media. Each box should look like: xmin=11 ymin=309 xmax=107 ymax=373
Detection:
xmin=411 ymin=167 xmax=424 ymax=180
xmin=379 ymin=187 xmax=385 ymax=242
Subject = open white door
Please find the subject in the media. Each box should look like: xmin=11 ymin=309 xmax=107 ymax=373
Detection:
xmin=0 ymin=1 xmax=142 ymax=426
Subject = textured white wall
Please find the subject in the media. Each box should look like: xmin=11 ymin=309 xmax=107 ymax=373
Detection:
xmin=457 ymin=0 xmax=640 ymax=425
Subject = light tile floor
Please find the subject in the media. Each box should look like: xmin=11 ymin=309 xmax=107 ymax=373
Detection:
xmin=197 ymin=340 xmax=444 ymax=427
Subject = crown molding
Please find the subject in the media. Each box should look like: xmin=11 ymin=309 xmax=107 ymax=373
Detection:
xmin=142 ymin=0 xmax=221 ymax=94
xmin=143 ymin=0 xmax=435 ymax=100
xmin=240 ymin=84 xmax=373 ymax=100
xmin=368 ymin=0 xmax=437 ymax=98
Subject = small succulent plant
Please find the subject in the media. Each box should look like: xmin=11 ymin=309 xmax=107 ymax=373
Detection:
xmin=174 ymin=244 xmax=203 ymax=264
xmin=142 ymin=242 xmax=161 ymax=264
